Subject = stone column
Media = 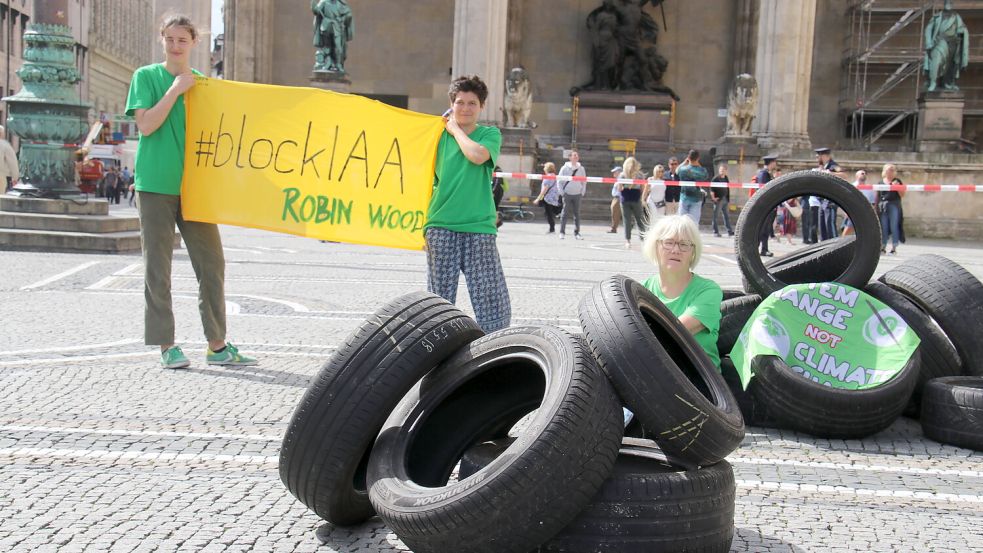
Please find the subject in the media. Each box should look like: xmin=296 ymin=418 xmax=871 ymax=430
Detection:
xmin=732 ymin=0 xmax=757 ymax=77
xmin=452 ymin=0 xmax=508 ymax=125
xmin=752 ymin=0 xmax=816 ymax=151
xmin=223 ymin=0 xmax=273 ymax=84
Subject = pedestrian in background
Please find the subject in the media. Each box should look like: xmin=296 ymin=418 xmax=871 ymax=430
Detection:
xmin=878 ymin=164 xmax=905 ymax=255
xmin=127 ymin=14 xmax=256 ymax=369
xmin=104 ymin=165 xmax=120 ymax=205
xmin=756 ymin=155 xmax=778 ymax=257
xmin=558 ymin=150 xmax=587 ymax=240
xmin=676 ymin=149 xmax=708 ymax=227
xmin=842 ymin=169 xmax=873 ymax=236
xmin=534 ymin=161 xmax=562 ymax=234
xmin=425 ymin=74 xmax=511 ymax=332
xmin=664 ymin=156 xmax=680 ymax=214
xmin=815 ymin=147 xmax=843 ymax=241
xmin=709 ymin=163 xmax=733 ymax=237
xmin=608 ymin=165 xmax=622 ymax=233
xmin=618 ymin=156 xmax=647 ymax=249
xmin=643 ymin=163 xmax=667 ymax=224
xmin=0 ymin=126 xmax=19 ymax=192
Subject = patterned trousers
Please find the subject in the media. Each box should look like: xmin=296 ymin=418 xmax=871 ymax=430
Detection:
xmin=425 ymin=227 xmax=511 ymax=332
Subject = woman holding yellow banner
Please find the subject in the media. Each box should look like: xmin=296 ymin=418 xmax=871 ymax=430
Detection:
xmin=425 ymin=76 xmax=511 ymax=332
xmin=125 ymin=15 xmax=256 ymax=370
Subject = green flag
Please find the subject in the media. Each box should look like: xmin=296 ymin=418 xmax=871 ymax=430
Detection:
xmin=731 ymin=283 xmax=920 ymax=391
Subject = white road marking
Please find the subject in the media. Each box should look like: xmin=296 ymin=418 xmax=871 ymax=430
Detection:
xmin=21 ymin=261 xmax=101 ymax=290
xmin=706 ymin=254 xmax=738 ymax=265
xmin=0 ymin=447 xmax=278 ymax=465
xmin=0 ymin=339 xmax=141 ymax=356
xmin=86 ymin=262 xmax=143 ymax=290
xmin=730 ymin=456 xmax=983 ymax=479
xmin=0 ymin=351 xmax=158 ymax=366
xmin=0 ymin=447 xmax=978 ymax=505
xmin=0 ymin=425 xmax=280 ymax=442
xmin=227 ymin=300 xmax=241 ymax=316
xmin=736 ymin=479 xmax=983 ymax=504
xmin=234 ymin=294 xmax=310 ymax=313
xmin=0 ymin=349 xmax=331 ymax=366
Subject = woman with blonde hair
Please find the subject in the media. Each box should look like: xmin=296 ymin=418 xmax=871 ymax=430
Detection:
xmin=643 ymin=163 xmax=667 ymax=223
xmin=534 ymin=161 xmax=562 ymax=233
xmin=878 ymin=163 xmax=905 ymax=254
xmin=618 ymin=156 xmax=647 ymax=249
xmin=642 ymin=215 xmax=723 ymax=369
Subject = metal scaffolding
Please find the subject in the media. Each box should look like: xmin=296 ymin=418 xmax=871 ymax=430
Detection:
xmin=844 ymin=1 xmax=931 ymax=150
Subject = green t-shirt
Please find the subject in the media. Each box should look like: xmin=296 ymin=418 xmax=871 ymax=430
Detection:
xmin=425 ymin=125 xmax=502 ymax=234
xmin=643 ymin=273 xmax=723 ymax=370
xmin=125 ymin=64 xmax=203 ymax=196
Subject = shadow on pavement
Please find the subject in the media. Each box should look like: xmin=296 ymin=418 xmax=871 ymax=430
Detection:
xmin=186 ymin=366 xmax=312 ymax=388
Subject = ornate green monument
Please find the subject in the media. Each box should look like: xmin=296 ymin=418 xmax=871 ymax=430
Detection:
xmin=3 ymin=1 xmax=89 ymax=198
xmin=0 ymin=0 xmax=142 ymax=253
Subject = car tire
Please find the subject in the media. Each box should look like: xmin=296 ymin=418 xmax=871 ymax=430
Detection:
xmin=735 ymin=171 xmax=880 ymax=296
xmin=879 ymin=254 xmax=983 ymax=377
xmin=578 ymin=275 xmax=745 ymax=468
xmin=865 ymin=281 xmax=963 ymax=413
xmin=460 ymin=438 xmax=735 ymax=553
xmin=367 ymin=326 xmax=623 ymax=553
xmin=741 ymin=236 xmax=857 ymax=293
xmin=717 ymin=294 xmax=762 ymax=358
xmin=278 ymin=291 xmax=484 ymax=526
xmin=749 ymin=351 xmax=920 ymax=438
xmin=921 ymin=377 xmax=983 ymax=451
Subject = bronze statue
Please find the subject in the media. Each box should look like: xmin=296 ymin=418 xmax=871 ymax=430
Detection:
xmin=312 ymin=0 xmax=354 ymax=73
xmin=574 ymin=0 xmax=678 ymax=99
xmin=924 ymin=0 xmax=969 ymax=92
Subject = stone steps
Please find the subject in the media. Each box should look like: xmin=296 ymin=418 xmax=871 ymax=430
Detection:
xmin=0 ymin=227 xmax=143 ymax=253
xmin=0 ymin=196 xmax=147 ymax=254
xmin=0 ymin=211 xmax=140 ymax=233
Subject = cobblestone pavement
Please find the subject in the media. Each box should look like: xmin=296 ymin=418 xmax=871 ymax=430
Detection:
xmin=1 ymin=205 xmax=982 ymax=552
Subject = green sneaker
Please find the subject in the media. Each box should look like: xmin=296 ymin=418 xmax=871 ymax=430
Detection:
xmin=206 ymin=343 xmax=258 ymax=366
xmin=161 ymin=346 xmax=191 ymax=369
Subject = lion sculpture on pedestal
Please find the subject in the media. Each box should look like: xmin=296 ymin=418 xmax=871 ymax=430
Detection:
xmin=504 ymin=66 xmax=534 ymax=128
xmin=726 ymin=73 xmax=758 ymax=137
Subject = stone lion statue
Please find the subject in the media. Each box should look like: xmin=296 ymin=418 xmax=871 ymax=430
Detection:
xmin=504 ymin=67 xmax=534 ymax=128
xmin=726 ymin=73 xmax=758 ymax=137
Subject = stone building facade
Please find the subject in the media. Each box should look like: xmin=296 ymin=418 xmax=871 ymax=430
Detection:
xmin=0 ymin=0 xmax=33 ymax=126
xmin=89 ymin=1 xmax=154 ymax=120
xmin=220 ymin=0 xmax=983 ymax=238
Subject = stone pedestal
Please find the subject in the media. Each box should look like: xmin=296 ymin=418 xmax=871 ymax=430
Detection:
xmin=310 ymin=71 xmax=352 ymax=94
xmin=573 ymin=91 xmax=675 ymax=150
xmin=0 ymin=196 xmax=147 ymax=253
xmin=916 ymin=91 xmax=965 ymax=153
xmin=499 ymin=127 xmax=537 ymax=196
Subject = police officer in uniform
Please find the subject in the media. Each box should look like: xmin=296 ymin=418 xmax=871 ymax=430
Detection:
xmin=815 ymin=147 xmax=843 ymax=241
xmin=756 ymin=155 xmax=778 ymax=257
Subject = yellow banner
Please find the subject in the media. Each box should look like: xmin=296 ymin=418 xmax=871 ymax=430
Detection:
xmin=181 ymin=78 xmax=445 ymax=250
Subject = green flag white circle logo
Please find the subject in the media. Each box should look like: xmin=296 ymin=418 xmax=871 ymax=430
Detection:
xmin=862 ymin=308 xmax=909 ymax=347
xmin=749 ymin=315 xmax=790 ymax=358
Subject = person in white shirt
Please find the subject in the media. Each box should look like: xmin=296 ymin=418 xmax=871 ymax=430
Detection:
xmin=643 ymin=163 xmax=667 ymax=222
xmin=557 ymin=150 xmax=587 ymax=239
xmin=608 ymin=165 xmax=622 ymax=233
xmin=0 ymin=126 xmax=19 ymax=192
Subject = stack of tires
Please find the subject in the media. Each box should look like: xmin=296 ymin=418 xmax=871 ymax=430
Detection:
xmin=719 ymin=170 xmax=983 ymax=450
xmin=280 ymin=280 xmax=745 ymax=553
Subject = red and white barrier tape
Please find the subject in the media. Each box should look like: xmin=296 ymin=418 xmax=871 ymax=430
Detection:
xmin=494 ymin=172 xmax=983 ymax=192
